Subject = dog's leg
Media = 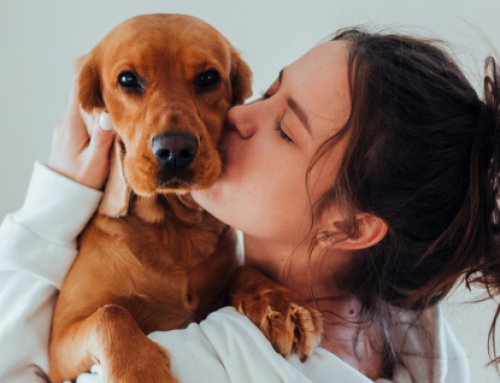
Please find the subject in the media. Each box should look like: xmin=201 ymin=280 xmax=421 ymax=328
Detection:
xmin=229 ymin=266 xmax=324 ymax=361
xmin=49 ymin=305 xmax=179 ymax=383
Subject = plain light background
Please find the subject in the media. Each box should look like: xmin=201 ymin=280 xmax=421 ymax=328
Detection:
xmin=1 ymin=0 xmax=500 ymax=381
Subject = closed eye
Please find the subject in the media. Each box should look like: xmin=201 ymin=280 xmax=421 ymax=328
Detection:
xmin=276 ymin=122 xmax=293 ymax=143
xmin=261 ymin=92 xmax=293 ymax=143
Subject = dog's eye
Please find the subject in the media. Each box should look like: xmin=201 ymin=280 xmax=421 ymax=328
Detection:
xmin=198 ymin=70 xmax=220 ymax=88
xmin=118 ymin=72 xmax=139 ymax=88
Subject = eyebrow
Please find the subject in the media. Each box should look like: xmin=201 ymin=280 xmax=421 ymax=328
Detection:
xmin=278 ymin=68 xmax=312 ymax=136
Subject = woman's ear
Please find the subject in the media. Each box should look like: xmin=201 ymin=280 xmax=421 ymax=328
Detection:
xmin=318 ymin=213 xmax=388 ymax=250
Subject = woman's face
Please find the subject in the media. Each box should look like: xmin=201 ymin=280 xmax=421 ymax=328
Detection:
xmin=191 ymin=40 xmax=351 ymax=246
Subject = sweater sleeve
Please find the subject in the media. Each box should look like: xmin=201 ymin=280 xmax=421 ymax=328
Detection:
xmin=0 ymin=161 xmax=102 ymax=383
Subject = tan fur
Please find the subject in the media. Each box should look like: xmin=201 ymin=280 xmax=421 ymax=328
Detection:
xmin=49 ymin=14 xmax=321 ymax=383
xmin=229 ymin=266 xmax=324 ymax=361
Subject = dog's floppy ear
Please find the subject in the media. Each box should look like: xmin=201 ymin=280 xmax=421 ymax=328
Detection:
xmin=76 ymin=52 xmax=131 ymax=218
xmin=79 ymin=112 xmax=131 ymax=218
xmin=98 ymin=137 xmax=131 ymax=218
xmin=230 ymin=50 xmax=253 ymax=105
xmin=76 ymin=52 xmax=106 ymax=113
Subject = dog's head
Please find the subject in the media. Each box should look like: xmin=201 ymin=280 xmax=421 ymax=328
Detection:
xmin=77 ymin=14 xmax=252 ymax=217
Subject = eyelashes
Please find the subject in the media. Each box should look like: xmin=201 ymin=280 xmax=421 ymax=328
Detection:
xmin=275 ymin=122 xmax=293 ymax=143
xmin=260 ymin=90 xmax=294 ymax=143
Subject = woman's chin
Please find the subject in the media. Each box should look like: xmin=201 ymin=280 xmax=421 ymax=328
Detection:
xmin=191 ymin=178 xmax=222 ymax=212
xmin=190 ymin=188 xmax=210 ymax=208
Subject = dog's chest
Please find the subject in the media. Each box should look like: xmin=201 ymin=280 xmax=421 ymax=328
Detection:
xmin=88 ymin=201 xmax=234 ymax=333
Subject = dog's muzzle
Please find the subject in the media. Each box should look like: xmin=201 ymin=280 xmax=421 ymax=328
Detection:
xmin=152 ymin=133 xmax=199 ymax=183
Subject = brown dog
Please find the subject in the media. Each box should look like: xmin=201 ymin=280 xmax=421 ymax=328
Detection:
xmin=49 ymin=14 xmax=322 ymax=383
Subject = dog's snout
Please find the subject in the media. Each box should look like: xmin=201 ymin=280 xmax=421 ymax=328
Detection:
xmin=152 ymin=133 xmax=199 ymax=173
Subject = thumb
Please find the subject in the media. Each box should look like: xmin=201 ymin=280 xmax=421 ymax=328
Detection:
xmin=78 ymin=113 xmax=116 ymax=190
xmin=64 ymin=80 xmax=88 ymax=141
xmin=88 ymin=113 xmax=116 ymax=159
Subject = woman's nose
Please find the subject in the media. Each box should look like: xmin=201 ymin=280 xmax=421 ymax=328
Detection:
xmin=227 ymin=104 xmax=256 ymax=139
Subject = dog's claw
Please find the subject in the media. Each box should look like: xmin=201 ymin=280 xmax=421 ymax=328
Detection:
xmin=236 ymin=291 xmax=323 ymax=359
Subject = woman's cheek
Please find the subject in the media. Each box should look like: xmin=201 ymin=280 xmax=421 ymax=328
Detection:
xmin=194 ymin=128 xmax=310 ymax=238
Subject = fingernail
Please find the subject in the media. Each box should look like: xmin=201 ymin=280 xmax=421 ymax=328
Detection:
xmin=99 ymin=113 xmax=112 ymax=131
xmin=90 ymin=364 xmax=103 ymax=374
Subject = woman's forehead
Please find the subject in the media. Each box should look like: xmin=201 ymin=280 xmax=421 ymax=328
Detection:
xmin=287 ymin=40 xmax=351 ymax=136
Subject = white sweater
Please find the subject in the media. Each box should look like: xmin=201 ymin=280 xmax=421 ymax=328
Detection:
xmin=0 ymin=162 xmax=470 ymax=383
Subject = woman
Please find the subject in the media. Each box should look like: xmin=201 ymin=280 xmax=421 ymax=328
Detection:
xmin=0 ymin=28 xmax=498 ymax=382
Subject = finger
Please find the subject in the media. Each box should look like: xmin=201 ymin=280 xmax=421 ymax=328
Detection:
xmin=74 ymin=364 xmax=104 ymax=383
xmin=75 ymin=372 xmax=104 ymax=383
xmin=63 ymin=80 xmax=89 ymax=140
xmin=98 ymin=112 xmax=113 ymax=131
xmin=65 ymin=80 xmax=82 ymax=121
xmin=90 ymin=364 xmax=103 ymax=375
xmin=88 ymin=113 xmax=116 ymax=159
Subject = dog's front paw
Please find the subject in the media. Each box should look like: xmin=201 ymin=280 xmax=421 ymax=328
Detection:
xmin=103 ymin=339 xmax=179 ymax=383
xmin=233 ymin=288 xmax=323 ymax=361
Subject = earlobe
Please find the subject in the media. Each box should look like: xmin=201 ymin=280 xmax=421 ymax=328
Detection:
xmin=318 ymin=213 xmax=388 ymax=251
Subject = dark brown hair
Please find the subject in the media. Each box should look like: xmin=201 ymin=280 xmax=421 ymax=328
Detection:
xmin=309 ymin=28 xmax=500 ymax=372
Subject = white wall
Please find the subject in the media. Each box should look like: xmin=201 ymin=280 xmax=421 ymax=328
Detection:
xmin=1 ymin=0 xmax=499 ymax=381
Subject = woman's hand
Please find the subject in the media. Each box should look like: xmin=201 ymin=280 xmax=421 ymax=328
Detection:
xmin=48 ymin=82 xmax=115 ymax=190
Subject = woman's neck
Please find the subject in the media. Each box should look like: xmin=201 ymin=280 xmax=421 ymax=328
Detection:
xmin=242 ymin=233 xmax=388 ymax=380
xmin=243 ymin=233 xmax=349 ymax=300
xmin=241 ymin=235 xmax=289 ymax=283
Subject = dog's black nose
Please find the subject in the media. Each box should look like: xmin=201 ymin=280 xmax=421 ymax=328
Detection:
xmin=152 ymin=133 xmax=199 ymax=173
